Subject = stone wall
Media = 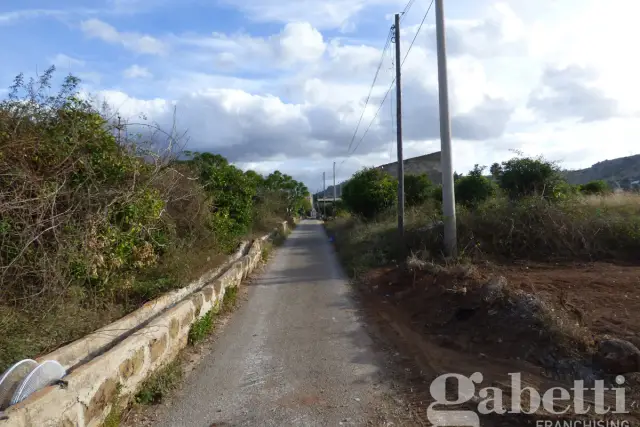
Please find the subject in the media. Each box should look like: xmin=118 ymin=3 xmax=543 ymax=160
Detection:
xmin=42 ymin=242 xmax=250 ymax=371
xmin=0 ymin=221 xmax=291 ymax=427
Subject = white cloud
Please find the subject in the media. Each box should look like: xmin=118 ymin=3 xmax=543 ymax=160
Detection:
xmin=80 ymin=19 xmax=167 ymax=55
xmin=0 ymin=9 xmax=66 ymax=25
xmin=50 ymin=53 xmax=85 ymax=68
xmin=173 ymin=21 xmax=325 ymax=71
xmin=277 ymin=22 xmax=326 ymax=63
xmin=123 ymin=64 xmax=153 ymax=79
xmin=218 ymin=0 xmax=399 ymax=30
xmin=36 ymin=0 xmax=637 ymax=190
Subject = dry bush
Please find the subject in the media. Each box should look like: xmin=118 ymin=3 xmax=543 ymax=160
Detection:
xmin=456 ymin=195 xmax=640 ymax=262
xmin=0 ymin=70 xmax=300 ymax=371
xmin=0 ymin=70 xmax=200 ymax=369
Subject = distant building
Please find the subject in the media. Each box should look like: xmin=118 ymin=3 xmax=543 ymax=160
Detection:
xmin=377 ymin=152 xmax=442 ymax=184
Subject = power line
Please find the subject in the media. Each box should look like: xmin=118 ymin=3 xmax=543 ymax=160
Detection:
xmin=341 ymin=0 xmax=434 ymax=163
xmin=344 ymin=28 xmax=393 ymax=155
xmin=400 ymin=0 xmax=417 ymax=20
xmin=402 ymin=0 xmax=434 ymax=67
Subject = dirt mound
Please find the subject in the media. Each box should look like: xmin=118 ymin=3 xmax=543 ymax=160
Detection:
xmin=357 ymin=261 xmax=640 ymax=425
xmin=364 ymin=259 xmax=640 ymax=380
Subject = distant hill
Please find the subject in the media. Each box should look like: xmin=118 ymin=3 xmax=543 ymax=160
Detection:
xmin=315 ymin=152 xmax=442 ymax=200
xmin=317 ymin=153 xmax=640 ymax=199
xmin=563 ymin=154 xmax=640 ymax=189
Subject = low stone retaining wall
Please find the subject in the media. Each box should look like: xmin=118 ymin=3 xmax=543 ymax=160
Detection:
xmin=42 ymin=242 xmax=251 ymax=371
xmin=0 ymin=221 xmax=290 ymax=427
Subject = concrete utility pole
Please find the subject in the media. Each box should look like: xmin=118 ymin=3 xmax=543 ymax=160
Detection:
xmin=393 ymin=13 xmax=405 ymax=237
xmin=323 ymin=172 xmax=326 ymax=218
xmin=435 ymin=0 xmax=457 ymax=257
xmin=333 ymin=162 xmax=337 ymax=205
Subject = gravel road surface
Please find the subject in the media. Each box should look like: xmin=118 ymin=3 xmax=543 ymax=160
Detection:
xmin=154 ymin=219 xmax=396 ymax=427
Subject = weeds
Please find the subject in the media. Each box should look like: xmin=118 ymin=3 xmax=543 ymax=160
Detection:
xmin=222 ymin=286 xmax=238 ymax=312
xmin=329 ymin=191 xmax=640 ymax=268
xmin=187 ymin=309 xmax=215 ymax=345
xmin=103 ymin=383 xmax=123 ymax=427
xmin=134 ymin=360 xmax=182 ymax=405
xmin=261 ymin=244 xmax=272 ymax=262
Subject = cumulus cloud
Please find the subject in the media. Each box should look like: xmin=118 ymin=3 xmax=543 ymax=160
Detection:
xmin=277 ymin=22 xmax=326 ymax=63
xmin=81 ymin=19 xmax=167 ymax=55
xmin=528 ymin=65 xmax=619 ymax=123
xmin=48 ymin=0 xmax=637 ymax=189
xmin=175 ymin=22 xmax=325 ymax=70
xmin=218 ymin=0 xmax=379 ymax=30
xmin=407 ymin=3 xmax=527 ymax=59
xmin=123 ymin=64 xmax=153 ymax=78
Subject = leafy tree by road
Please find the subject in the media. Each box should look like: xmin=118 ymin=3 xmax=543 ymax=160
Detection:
xmin=342 ymin=168 xmax=396 ymax=218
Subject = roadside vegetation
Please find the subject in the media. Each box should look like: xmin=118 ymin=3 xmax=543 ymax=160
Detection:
xmin=336 ymin=155 xmax=640 ymax=266
xmin=328 ymin=154 xmax=640 ymax=393
xmin=0 ymin=68 xmax=310 ymax=371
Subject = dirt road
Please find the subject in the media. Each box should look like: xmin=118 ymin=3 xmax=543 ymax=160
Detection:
xmin=153 ymin=220 xmax=403 ymax=427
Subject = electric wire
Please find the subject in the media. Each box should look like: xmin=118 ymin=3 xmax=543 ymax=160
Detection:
xmin=344 ymin=28 xmax=393 ymax=156
xmin=341 ymin=0 xmax=435 ymax=163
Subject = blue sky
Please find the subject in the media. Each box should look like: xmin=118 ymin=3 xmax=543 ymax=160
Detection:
xmin=1 ymin=0 xmax=639 ymax=189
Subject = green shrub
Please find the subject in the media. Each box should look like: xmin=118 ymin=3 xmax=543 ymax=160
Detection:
xmin=454 ymin=165 xmax=496 ymax=207
xmin=404 ymin=174 xmax=433 ymax=207
xmin=0 ymin=69 xmax=304 ymax=372
xmin=342 ymin=168 xmax=397 ymax=219
xmin=491 ymin=156 xmax=566 ymax=200
xmin=580 ymin=180 xmax=611 ymax=195
xmin=432 ymin=185 xmax=443 ymax=202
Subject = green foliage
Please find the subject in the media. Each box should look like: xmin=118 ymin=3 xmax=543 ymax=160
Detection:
xmin=580 ymin=180 xmax=611 ymax=195
xmin=342 ymin=168 xmax=397 ymax=218
xmin=323 ymin=200 xmax=348 ymax=218
xmin=455 ymin=165 xmax=496 ymax=207
xmin=223 ymin=285 xmax=239 ymax=311
xmin=432 ymin=185 xmax=443 ymax=203
xmin=492 ymin=156 xmax=566 ymax=200
xmin=0 ymin=69 xmax=304 ymax=371
xmin=135 ymin=360 xmax=182 ymax=405
xmin=188 ymin=310 xmax=215 ymax=345
xmin=404 ymin=174 xmax=433 ymax=207
xmin=191 ymin=152 xmax=256 ymax=239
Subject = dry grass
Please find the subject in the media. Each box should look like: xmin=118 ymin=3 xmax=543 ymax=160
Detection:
xmin=584 ymin=191 xmax=640 ymax=207
xmin=326 ymin=192 xmax=640 ymax=273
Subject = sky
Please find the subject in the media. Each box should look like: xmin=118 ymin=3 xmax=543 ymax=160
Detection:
xmin=1 ymin=0 xmax=639 ymax=191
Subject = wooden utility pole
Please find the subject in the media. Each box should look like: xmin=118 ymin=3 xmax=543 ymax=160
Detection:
xmin=435 ymin=0 xmax=457 ymax=256
xmin=393 ymin=13 xmax=405 ymax=237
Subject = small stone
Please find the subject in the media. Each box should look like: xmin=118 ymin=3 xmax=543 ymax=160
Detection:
xmin=481 ymin=276 xmax=507 ymax=303
xmin=594 ymin=338 xmax=640 ymax=374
